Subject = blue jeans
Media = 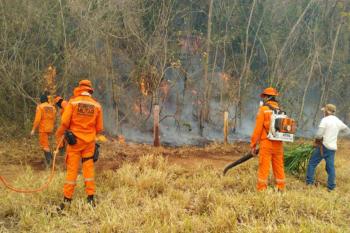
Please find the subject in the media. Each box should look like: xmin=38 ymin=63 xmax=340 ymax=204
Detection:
xmin=306 ymin=145 xmax=336 ymax=190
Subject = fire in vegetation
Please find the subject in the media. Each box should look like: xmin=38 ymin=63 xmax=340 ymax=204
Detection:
xmin=117 ymin=135 xmax=126 ymax=144
xmin=43 ymin=65 xmax=57 ymax=104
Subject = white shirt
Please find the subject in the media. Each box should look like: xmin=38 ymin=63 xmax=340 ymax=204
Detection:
xmin=316 ymin=115 xmax=349 ymax=150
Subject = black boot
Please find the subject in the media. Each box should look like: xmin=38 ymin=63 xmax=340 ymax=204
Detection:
xmin=57 ymin=197 xmax=72 ymax=212
xmin=87 ymin=195 xmax=96 ymax=207
xmin=44 ymin=151 xmax=52 ymax=167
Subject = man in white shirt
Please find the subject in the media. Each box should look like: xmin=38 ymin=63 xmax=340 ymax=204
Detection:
xmin=306 ymin=104 xmax=350 ymax=191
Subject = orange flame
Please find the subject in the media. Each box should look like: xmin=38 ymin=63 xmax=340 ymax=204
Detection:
xmin=117 ymin=135 xmax=125 ymax=144
xmin=44 ymin=65 xmax=57 ymax=104
xmin=140 ymin=78 xmax=148 ymax=96
xmin=133 ymin=102 xmax=149 ymax=115
xmin=160 ymin=80 xmax=170 ymax=97
xmin=133 ymin=103 xmax=139 ymax=113
xmin=219 ymin=72 xmax=230 ymax=82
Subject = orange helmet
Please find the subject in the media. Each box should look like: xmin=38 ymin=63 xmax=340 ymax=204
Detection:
xmin=79 ymin=79 xmax=92 ymax=87
xmin=260 ymin=87 xmax=279 ymax=98
xmin=78 ymin=79 xmax=94 ymax=93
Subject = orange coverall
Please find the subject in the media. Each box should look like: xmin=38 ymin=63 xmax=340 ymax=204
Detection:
xmin=56 ymin=88 xmax=103 ymax=199
xmin=250 ymin=100 xmax=285 ymax=191
xmin=32 ymin=102 xmax=56 ymax=152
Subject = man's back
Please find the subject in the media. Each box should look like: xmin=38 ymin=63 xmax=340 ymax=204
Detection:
xmin=251 ymin=100 xmax=281 ymax=147
xmin=36 ymin=102 xmax=56 ymax=132
xmin=319 ymin=115 xmax=348 ymax=150
xmin=61 ymin=94 xmax=103 ymax=143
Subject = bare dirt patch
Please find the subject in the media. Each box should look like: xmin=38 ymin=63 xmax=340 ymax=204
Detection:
xmin=95 ymin=140 xmax=250 ymax=172
xmin=2 ymin=138 xmax=349 ymax=175
xmin=0 ymin=138 xmax=249 ymax=176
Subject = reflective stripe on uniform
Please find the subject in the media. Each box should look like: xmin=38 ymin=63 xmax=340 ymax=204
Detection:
xmin=84 ymin=178 xmax=94 ymax=182
xmin=275 ymin=178 xmax=285 ymax=183
xmin=258 ymin=178 xmax=267 ymax=184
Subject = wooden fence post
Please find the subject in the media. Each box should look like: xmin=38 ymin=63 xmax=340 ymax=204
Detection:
xmin=224 ymin=111 xmax=228 ymax=144
xmin=153 ymin=105 xmax=160 ymax=147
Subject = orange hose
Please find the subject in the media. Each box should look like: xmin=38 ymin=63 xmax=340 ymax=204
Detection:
xmin=0 ymin=137 xmax=64 ymax=193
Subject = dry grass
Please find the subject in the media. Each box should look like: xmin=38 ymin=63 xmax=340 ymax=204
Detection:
xmin=0 ymin=139 xmax=350 ymax=232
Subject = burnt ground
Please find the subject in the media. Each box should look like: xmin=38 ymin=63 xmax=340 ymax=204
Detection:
xmin=1 ymin=138 xmax=349 ymax=188
xmin=0 ymin=139 xmax=250 ymax=177
xmin=2 ymin=136 xmax=349 ymax=176
xmin=95 ymin=140 xmax=250 ymax=172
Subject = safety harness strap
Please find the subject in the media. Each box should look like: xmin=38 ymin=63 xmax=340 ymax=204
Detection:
xmin=262 ymin=101 xmax=285 ymax=134
xmin=262 ymin=103 xmax=277 ymax=134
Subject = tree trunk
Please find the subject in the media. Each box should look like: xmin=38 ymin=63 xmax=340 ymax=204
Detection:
xmin=224 ymin=111 xmax=229 ymax=144
xmin=323 ymin=22 xmax=342 ymax=104
xmin=58 ymin=0 xmax=68 ymax=95
xmin=153 ymin=105 xmax=160 ymax=147
xmin=201 ymin=0 xmax=214 ymax=133
xmin=236 ymin=0 xmax=256 ymax=130
xmin=272 ymin=0 xmax=315 ymax=86
xmin=298 ymin=51 xmax=317 ymax=126
xmin=313 ymin=22 xmax=342 ymax=125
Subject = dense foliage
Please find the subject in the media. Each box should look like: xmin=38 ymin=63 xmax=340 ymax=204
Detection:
xmin=1 ymin=0 xmax=349 ymax=137
xmin=284 ymin=143 xmax=314 ymax=176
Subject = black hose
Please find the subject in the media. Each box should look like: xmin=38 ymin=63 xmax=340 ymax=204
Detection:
xmin=223 ymin=150 xmax=259 ymax=175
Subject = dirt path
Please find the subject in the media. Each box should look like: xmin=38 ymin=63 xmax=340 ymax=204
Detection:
xmin=0 ymin=139 xmax=349 ymax=190
xmin=0 ymin=140 xmax=249 ymax=179
xmin=2 ymin=138 xmax=348 ymax=176
xmin=165 ymin=149 xmax=244 ymax=169
xmin=94 ymin=141 xmax=250 ymax=172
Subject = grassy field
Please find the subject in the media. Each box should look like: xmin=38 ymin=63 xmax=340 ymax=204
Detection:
xmin=0 ymin=138 xmax=349 ymax=232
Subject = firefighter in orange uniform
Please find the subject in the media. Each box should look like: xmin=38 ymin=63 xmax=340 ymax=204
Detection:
xmin=31 ymin=94 xmax=56 ymax=166
xmin=56 ymin=80 xmax=103 ymax=209
xmin=250 ymin=87 xmax=285 ymax=191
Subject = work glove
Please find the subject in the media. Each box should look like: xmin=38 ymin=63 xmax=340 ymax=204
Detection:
xmin=30 ymin=130 xmax=35 ymax=136
xmin=250 ymin=146 xmax=258 ymax=156
xmin=313 ymin=138 xmax=322 ymax=148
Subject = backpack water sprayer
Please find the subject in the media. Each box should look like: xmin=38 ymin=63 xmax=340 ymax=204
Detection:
xmin=265 ymin=103 xmax=296 ymax=143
